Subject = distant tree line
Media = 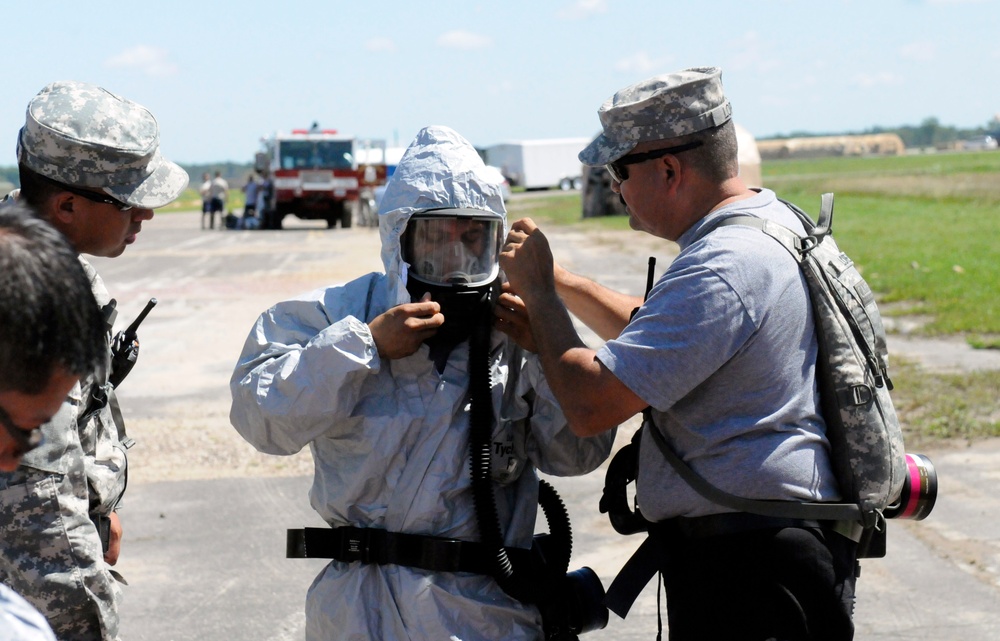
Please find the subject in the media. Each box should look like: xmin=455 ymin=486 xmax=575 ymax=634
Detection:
xmin=0 ymin=165 xmax=18 ymax=187
xmin=764 ymin=116 xmax=1000 ymax=149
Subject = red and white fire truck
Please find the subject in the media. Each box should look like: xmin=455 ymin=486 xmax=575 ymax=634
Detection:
xmin=254 ymin=125 xmax=387 ymax=229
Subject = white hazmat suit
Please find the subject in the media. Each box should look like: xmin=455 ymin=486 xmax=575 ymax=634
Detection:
xmin=230 ymin=126 xmax=614 ymax=640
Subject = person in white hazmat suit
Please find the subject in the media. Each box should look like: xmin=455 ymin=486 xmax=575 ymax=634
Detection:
xmin=229 ymin=125 xmax=615 ymax=641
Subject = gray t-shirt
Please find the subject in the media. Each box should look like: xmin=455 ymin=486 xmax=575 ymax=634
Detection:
xmin=597 ymin=188 xmax=841 ymax=520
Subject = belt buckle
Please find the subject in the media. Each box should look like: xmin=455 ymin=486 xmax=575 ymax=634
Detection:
xmin=341 ymin=527 xmax=386 ymax=564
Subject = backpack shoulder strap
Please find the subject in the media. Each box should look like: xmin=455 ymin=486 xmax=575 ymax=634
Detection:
xmin=696 ymin=192 xmax=838 ymax=260
xmin=711 ymin=215 xmax=805 ymax=260
xmin=775 ymin=192 xmax=834 ymax=239
xmin=643 ymin=414 xmax=862 ymax=522
xmin=691 ymin=191 xmax=829 ymax=248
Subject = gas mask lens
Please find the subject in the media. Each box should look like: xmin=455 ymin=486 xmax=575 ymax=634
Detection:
xmin=403 ymin=214 xmax=503 ymax=286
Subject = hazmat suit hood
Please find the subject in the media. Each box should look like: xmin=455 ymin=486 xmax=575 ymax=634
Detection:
xmin=378 ymin=126 xmax=508 ymax=308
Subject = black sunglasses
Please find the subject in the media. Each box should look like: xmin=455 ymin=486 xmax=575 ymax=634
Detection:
xmin=38 ymin=174 xmax=133 ymax=211
xmin=605 ymin=140 xmax=704 ymax=183
xmin=0 ymin=403 xmax=44 ymax=458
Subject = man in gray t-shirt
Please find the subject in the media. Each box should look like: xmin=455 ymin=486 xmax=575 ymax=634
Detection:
xmin=607 ymin=189 xmax=841 ymax=522
xmin=499 ymin=67 xmax=858 ymax=641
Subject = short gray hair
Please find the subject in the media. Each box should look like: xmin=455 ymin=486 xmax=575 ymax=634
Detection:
xmin=672 ymin=120 xmax=739 ymax=183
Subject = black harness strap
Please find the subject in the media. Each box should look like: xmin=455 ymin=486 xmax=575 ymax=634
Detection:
xmin=604 ymin=535 xmax=661 ymax=619
xmin=287 ymin=526 xmax=530 ymax=576
xmin=604 ymin=513 xmax=832 ymax=619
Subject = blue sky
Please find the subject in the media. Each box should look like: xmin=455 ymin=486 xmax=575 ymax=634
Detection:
xmin=3 ymin=0 xmax=997 ymax=164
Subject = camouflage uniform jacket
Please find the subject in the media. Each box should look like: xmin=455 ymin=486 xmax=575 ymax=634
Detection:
xmin=0 ymin=193 xmax=128 ymax=640
xmin=15 ymin=258 xmax=130 ymax=513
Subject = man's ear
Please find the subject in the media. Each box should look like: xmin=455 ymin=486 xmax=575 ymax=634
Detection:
xmin=660 ymin=154 xmax=683 ymax=194
xmin=31 ymin=192 xmax=80 ymax=245
xmin=50 ymin=192 xmax=77 ymax=225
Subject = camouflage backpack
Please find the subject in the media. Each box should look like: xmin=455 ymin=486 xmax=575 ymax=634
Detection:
xmin=648 ymin=193 xmax=907 ymax=554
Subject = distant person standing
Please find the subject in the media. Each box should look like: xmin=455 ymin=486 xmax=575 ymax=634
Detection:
xmin=257 ymin=169 xmax=275 ymax=228
xmin=199 ymin=172 xmax=212 ymax=229
xmin=242 ymin=172 xmax=259 ymax=222
xmin=208 ymin=171 xmax=229 ymax=230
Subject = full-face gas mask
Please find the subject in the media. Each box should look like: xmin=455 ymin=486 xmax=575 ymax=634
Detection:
xmin=402 ymin=208 xmax=505 ymax=367
xmin=403 ymin=209 xmax=503 ymax=287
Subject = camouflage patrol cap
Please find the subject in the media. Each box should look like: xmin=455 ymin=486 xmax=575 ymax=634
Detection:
xmin=578 ymin=67 xmax=733 ymax=166
xmin=16 ymin=81 xmax=188 ymax=209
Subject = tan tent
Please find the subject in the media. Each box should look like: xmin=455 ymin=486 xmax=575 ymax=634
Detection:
xmin=757 ymin=133 xmax=905 ymax=160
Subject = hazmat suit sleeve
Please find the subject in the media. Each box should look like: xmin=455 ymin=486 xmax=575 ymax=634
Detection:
xmin=230 ymin=277 xmax=382 ymax=455
xmin=517 ymin=350 xmax=615 ymax=476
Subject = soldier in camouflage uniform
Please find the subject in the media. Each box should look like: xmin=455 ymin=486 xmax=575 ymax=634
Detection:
xmin=0 ymin=81 xmax=188 ymax=640
xmin=1 ymin=203 xmax=108 ymax=641
xmin=499 ymin=68 xmax=859 ymax=640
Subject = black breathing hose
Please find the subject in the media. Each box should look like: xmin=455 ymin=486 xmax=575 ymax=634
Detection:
xmin=537 ymin=478 xmax=572 ymax=577
xmin=466 ymin=292 xmax=574 ymax=603
xmin=468 ymin=295 xmax=518 ymax=589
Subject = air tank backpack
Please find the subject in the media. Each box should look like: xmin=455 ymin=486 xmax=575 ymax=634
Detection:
xmin=601 ymin=193 xmax=937 ymax=618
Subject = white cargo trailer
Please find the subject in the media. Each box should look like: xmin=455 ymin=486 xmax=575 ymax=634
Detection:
xmin=485 ymin=138 xmax=591 ymax=190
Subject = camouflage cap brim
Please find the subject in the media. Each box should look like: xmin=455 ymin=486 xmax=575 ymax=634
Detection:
xmin=578 ymin=132 xmax=636 ymax=166
xmin=104 ymin=150 xmax=189 ymax=209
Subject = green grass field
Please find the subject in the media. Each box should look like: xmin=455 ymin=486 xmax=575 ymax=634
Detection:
xmin=765 ymin=151 xmax=1000 ymax=340
xmin=507 ymin=150 xmax=1000 ymax=444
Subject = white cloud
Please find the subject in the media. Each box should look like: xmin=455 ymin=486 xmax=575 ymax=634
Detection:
xmin=436 ymin=30 xmax=493 ymax=50
xmin=104 ymin=46 xmax=178 ymax=77
xmin=557 ymin=0 xmax=609 ymax=20
xmin=852 ymin=72 xmax=904 ymax=88
xmin=614 ymin=52 xmax=672 ymax=75
xmin=365 ymin=37 xmax=397 ymax=53
xmin=727 ymin=31 xmax=782 ymax=73
xmin=899 ymin=41 xmax=936 ymax=62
